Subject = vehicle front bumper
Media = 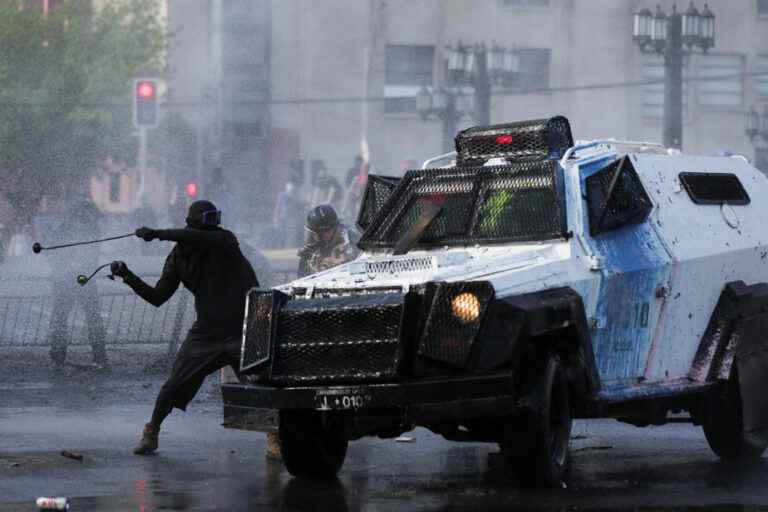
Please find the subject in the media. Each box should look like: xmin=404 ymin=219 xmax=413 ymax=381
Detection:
xmin=222 ymin=373 xmax=516 ymax=431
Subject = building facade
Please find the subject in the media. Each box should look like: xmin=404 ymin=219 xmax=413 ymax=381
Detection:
xmin=167 ymin=0 xmax=768 ymax=225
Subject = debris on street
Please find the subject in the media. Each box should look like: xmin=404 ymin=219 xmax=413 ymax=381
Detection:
xmin=60 ymin=451 xmax=83 ymax=462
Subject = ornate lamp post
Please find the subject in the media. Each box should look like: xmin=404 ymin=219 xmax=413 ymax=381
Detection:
xmin=633 ymin=3 xmax=715 ymax=149
xmin=418 ymin=42 xmax=519 ymax=151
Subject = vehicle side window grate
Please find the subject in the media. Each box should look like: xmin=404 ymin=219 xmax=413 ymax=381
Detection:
xmin=356 ymin=175 xmax=401 ymax=231
xmin=586 ymin=156 xmax=653 ymax=236
xmin=679 ymin=172 xmax=750 ymax=205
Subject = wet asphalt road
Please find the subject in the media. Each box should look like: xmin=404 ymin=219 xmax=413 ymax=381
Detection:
xmin=3 ymin=348 xmax=768 ymax=511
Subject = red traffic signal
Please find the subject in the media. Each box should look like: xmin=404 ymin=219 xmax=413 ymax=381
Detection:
xmin=137 ymin=81 xmax=155 ymax=99
xmin=133 ymin=78 xmax=159 ymax=128
xmin=185 ymin=181 xmax=198 ymax=198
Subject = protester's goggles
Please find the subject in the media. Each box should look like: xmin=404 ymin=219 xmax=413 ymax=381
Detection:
xmin=201 ymin=209 xmax=222 ymax=226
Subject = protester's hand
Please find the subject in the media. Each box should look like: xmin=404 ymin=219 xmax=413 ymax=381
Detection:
xmin=110 ymin=260 xmax=129 ymax=278
xmin=135 ymin=227 xmax=158 ymax=242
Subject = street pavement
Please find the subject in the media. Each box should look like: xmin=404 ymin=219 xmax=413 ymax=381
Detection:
xmin=3 ymin=347 xmax=768 ymax=511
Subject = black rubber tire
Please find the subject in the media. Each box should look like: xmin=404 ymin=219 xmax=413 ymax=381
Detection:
xmin=701 ymin=369 xmax=768 ymax=461
xmin=503 ymin=354 xmax=572 ymax=488
xmin=279 ymin=410 xmax=348 ymax=479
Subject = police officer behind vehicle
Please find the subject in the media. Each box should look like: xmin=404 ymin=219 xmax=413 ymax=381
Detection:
xmin=297 ymin=204 xmax=359 ymax=278
xmin=110 ymin=200 xmax=258 ymax=455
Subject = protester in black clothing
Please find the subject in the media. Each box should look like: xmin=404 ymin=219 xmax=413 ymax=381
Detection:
xmin=110 ymin=200 xmax=258 ymax=455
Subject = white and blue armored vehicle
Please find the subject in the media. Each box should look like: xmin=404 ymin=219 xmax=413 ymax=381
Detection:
xmin=222 ymin=117 xmax=768 ymax=487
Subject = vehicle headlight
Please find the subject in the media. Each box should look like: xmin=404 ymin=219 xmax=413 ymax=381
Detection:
xmin=418 ymin=281 xmax=495 ymax=367
xmin=451 ymin=292 xmax=481 ymax=323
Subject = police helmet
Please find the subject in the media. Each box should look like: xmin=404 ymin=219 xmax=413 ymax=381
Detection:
xmin=306 ymin=204 xmax=339 ymax=232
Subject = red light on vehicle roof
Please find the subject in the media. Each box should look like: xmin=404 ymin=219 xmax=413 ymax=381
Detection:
xmin=137 ymin=81 xmax=155 ymax=99
xmin=495 ymin=134 xmax=514 ymax=145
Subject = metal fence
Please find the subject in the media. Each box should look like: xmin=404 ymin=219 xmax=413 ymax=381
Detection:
xmin=0 ymin=269 xmax=297 ymax=349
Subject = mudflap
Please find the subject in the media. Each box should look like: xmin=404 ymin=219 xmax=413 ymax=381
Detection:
xmin=734 ymin=313 xmax=768 ymax=436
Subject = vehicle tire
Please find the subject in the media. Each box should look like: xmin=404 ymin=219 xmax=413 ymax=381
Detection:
xmin=502 ymin=354 xmax=572 ymax=488
xmin=701 ymin=368 xmax=768 ymax=461
xmin=279 ymin=410 xmax=348 ymax=478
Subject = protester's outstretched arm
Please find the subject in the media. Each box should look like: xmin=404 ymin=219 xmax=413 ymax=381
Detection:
xmin=135 ymin=227 xmax=235 ymax=247
xmin=112 ymin=259 xmax=180 ymax=307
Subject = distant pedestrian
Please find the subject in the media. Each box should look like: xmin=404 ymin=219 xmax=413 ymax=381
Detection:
xmin=272 ymin=181 xmax=305 ymax=248
xmin=47 ymin=197 xmax=107 ymax=366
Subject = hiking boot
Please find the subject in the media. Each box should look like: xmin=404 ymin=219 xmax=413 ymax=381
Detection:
xmin=133 ymin=423 xmax=159 ymax=455
xmin=265 ymin=431 xmax=282 ymax=461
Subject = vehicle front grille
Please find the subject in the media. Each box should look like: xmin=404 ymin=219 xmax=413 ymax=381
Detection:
xmin=271 ymin=293 xmax=406 ymax=384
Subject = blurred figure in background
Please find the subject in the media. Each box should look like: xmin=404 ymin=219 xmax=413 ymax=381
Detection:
xmin=297 ymin=204 xmax=359 ymax=278
xmin=342 ymin=154 xmax=369 ymax=223
xmin=310 ymin=159 xmax=343 ymax=212
xmin=47 ymin=196 xmax=107 ymax=366
xmin=0 ymin=192 xmax=15 ymax=264
xmin=272 ymin=181 xmax=305 ymax=248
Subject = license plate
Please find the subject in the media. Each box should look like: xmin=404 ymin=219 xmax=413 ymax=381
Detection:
xmin=314 ymin=390 xmax=371 ymax=410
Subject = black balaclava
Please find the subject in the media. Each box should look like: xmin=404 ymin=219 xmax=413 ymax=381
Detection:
xmin=186 ymin=200 xmax=219 ymax=230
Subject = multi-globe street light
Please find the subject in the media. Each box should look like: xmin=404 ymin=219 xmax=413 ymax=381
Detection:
xmin=633 ymin=3 xmax=715 ymax=148
xmin=417 ymin=42 xmax=520 ymax=152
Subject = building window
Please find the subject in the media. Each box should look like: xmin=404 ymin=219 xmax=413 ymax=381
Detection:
xmin=508 ymin=48 xmax=550 ymax=93
xmin=758 ymin=0 xmax=768 ymax=15
xmin=698 ymin=54 xmax=744 ymax=108
xmin=755 ymin=56 xmax=768 ymax=97
xmin=384 ymin=45 xmax=434 ymax=113
xmin=641 ymin=58 xmax=690 ymax=119
xmin=499 ymin=0 xmax=550 ymax=7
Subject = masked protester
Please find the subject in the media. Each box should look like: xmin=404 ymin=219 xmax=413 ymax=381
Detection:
xmin=297 ymin=204 xmax=359 ymax=278
xmin=111 ymin=200 xmax=258 ymax=455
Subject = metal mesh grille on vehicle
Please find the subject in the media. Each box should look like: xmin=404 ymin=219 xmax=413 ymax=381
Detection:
xmin=455 ymin=116 xmax=573 ymax=166
xmin=241 ymin=289 xmax=289 ymax=372
xmin=356 ymin=175 xmax=401 ymax=231
xmin=363 ymin=256 xmax=434 ymax=274
xmin=271 ymin=293 xmax=405 ymax=384
xmin=359 ymin=160 xmax=566 ymax=249
xmin=586 ymin=156 xmax=653 ymax=236
xmin=418 ymin=281 xmax=494 ymax=367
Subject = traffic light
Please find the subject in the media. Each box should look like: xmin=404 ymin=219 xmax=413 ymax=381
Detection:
xmin=133 ymin=78 xmax=158 ymax=128
xmin=185 ymin=181 xmax=198 ymax=198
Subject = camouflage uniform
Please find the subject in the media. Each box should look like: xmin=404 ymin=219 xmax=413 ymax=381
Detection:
xmin=297 ymin=224 xmax=360 ymax=277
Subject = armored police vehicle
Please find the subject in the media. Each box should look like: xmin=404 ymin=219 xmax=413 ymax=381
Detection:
xmin=222 ymin=117 xmax=768 ymax=487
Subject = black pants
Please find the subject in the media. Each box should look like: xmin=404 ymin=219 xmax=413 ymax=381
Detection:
xmin=49 ymin=279 xmax=106 ymax=360
xmin=151 ymin=328 xmax=240 ymax=426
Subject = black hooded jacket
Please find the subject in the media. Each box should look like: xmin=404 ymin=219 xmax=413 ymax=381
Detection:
xmin=124 ymin=227 xmax=258 ymax=336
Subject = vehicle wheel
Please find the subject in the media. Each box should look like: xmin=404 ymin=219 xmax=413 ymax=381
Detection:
xmin=279 ymin=410 xmax=348 ymax=478
xmin=701 ymin=368 xmax=768 ymax=461
xmin=502 ymin=354 xmax=572 ymax=488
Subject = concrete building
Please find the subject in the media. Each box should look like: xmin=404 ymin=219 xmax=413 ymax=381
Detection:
xmin=167 ymin=0 xmax=768 ymax=225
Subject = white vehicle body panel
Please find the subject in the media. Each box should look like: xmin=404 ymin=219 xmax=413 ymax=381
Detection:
xmin=277 ymin=143 xmax=768 ymax=401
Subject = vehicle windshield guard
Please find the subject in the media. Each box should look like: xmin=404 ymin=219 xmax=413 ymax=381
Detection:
xmin=358 ymin=160 xmax=568 ymax=250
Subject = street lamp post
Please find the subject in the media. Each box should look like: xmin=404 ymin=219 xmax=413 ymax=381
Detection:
xmin=633 ymin=3 xmax=715 ymax=149
xmin=418 ymin=42 xmax=519 ymax=151
xmin=744 ymin=106 xmax=768 ymax=173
